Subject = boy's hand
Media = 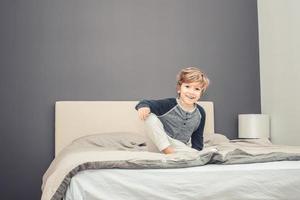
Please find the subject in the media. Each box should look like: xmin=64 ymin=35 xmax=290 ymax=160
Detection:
xmin=138 ymin=107 xmax=151 ymax=120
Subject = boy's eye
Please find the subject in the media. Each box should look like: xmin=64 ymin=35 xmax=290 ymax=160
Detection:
xmin=185 ymin=85 xmax=190 ymax=88
xmin=195 ymin=88 xmax=201 ymax=91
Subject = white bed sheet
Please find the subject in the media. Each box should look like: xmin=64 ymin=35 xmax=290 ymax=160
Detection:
xmin=64 ymin=161 xmax=300 ymax=200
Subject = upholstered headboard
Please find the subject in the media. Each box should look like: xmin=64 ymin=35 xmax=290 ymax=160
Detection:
xmin=55 ymin=101 xmax=214 ymax=156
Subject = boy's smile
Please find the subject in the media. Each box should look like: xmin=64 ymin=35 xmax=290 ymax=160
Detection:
xmin=178 ymin=82 xmax=202 ymax=110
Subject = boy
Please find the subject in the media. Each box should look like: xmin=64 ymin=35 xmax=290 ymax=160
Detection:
xmin=135 ymin=67 xmax=209 ymax=154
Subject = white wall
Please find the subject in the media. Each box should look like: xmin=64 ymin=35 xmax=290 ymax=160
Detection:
xmin=258 ymin=0 xmax=300 ymax=145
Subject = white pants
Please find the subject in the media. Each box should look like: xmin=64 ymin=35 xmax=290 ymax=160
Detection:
xmin=144 ymin=113 xmax=197 ymax=153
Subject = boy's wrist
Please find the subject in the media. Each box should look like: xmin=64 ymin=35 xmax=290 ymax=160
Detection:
xmin=136 ymin=104 xmax=150 ymax=110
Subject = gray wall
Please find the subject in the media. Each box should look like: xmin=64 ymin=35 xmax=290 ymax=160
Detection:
xmin=0 ymin=0 xmax=260 ymax=199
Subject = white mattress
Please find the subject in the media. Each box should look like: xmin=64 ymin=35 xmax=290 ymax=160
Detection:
xmin=64 ymin=161 xmax=300 ymax=200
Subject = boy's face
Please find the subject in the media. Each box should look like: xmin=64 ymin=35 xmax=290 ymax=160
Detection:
xmin=178 ymin=82 xmax=202 ymax=106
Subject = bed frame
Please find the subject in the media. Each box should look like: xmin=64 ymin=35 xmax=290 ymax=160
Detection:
xmin=55 ymin=101 xmax=214 ymax=156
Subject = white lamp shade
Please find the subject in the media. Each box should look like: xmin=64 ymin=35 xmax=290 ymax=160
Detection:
xmin=238 ymin=114 xmax=270 ymax=139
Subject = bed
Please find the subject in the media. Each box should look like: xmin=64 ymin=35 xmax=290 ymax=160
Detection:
xmin=42 ymin=101 xmax=300 ymax=200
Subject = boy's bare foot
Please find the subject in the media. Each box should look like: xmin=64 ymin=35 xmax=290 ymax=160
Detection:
xmin=162 ymin=147 xmax=174 ymax=154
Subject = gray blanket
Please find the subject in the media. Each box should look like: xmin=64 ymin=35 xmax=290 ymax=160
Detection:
xmin=41 ymin=134 xmax=300 ymax=200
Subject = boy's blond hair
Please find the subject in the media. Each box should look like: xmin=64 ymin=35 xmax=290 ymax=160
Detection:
xmin=176 ymin=67 xmax=210 ymax=94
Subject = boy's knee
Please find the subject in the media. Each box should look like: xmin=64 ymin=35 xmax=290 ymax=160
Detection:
xmin=145 ymin=113 xmax=160 ymax=124
xmin=145 ymin=114 xmax=165 ymax=130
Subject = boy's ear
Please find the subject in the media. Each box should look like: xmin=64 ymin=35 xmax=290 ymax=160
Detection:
xmin=176 ymin=84 xmax=180 ymax=92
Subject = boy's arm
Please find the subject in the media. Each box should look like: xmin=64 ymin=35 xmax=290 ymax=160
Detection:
xmin=191 ymin=106 xmax=206 ymax=151
xmin=135 ymin=98 xmax=176 ymax=116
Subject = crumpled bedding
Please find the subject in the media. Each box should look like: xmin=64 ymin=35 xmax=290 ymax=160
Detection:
xmin=41 ymin=134 xmax=300 ymax=200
